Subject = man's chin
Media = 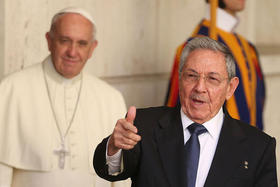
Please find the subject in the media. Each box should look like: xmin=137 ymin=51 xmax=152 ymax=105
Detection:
xmin=189 ymin=109 xmax=209 ymax=121
xmin=63 ymin=61 xmax=78 ymax=68
xmin=60 ymin=71 xmax=77 ymax=79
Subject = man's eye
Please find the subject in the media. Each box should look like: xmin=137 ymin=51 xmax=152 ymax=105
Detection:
xmin=208 ymin=76 xmax=221 ymax=83
xmin=183 ymin=73 xmax=198 ymax=82
xmin=187 ymin=74 xmax=196 ymax=78
xmin=59 ymin=39 xmax=69 ymax=43
xmin=209 ymin=76 xmax=218 ymax=81
xmin=79 ymin=41 xmax=88 ymax=46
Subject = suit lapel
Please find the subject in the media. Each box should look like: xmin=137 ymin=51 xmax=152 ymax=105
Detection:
xmin=204 ymin=113 xmax=247 ymax=187
xmin=154 ymin=107 xmax=185 ymax=187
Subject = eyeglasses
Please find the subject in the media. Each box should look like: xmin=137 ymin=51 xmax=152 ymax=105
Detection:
xmin=181 ymin=71 xmax=229 ymax=87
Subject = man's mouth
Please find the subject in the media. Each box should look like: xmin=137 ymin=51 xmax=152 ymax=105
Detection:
xmin=63 ymin=58 xmax=78 ymax=65
xmin=191 ymin=95 xmax=208 ymax=105
xmin=193 ymin=98 xmax=205 ymax=104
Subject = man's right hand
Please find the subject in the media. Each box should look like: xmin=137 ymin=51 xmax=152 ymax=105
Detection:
xmin=108 ymin=106 xmax=141 ymax=156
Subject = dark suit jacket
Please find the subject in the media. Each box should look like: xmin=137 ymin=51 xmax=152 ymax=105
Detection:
xmin=93 ymin=106 xmax=277 ymax=187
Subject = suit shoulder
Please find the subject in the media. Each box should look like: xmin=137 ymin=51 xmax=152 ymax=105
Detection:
xmin=232 ymin=117 xmax=274 ymax=143
xmin=137 ymin=106 xmax=174 ymax=115
xmin=135 ymin=106 xmax=176 ymax=123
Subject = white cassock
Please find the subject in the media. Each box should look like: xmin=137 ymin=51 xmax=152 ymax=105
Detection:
xmin=0 ymin=56 xmax=131 ymax=187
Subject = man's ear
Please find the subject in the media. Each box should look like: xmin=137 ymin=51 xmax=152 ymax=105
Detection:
xmin=225 ymin=77 xmax=239 ymax=100
xmin=88 ymin=40 xmax=98 ymax=59
xmin=45 ymin=32 xmax=52 ymax=52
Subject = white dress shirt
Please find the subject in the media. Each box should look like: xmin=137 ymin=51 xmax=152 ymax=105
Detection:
xmin=181 ymin=108 xmax=224 ymax=187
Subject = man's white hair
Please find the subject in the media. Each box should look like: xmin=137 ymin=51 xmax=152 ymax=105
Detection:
xmin=50 ymin=7 xmax=97 ymax=40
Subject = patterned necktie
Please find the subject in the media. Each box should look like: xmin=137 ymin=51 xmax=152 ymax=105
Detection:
xmin=184 ymin=123 xmax=207 ymax=187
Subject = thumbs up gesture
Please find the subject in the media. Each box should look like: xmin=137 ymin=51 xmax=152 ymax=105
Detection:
xmin=108 ymin=106 xmax=141 ymax=156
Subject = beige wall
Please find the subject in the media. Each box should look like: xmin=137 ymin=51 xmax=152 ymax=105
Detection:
xmin=0 ymin=0 xmax=4 ymax=78
xmin=256 ymin=0 xmax=280 ymax=45
xmin=254 ymin=0 xmax=280 ymax=179
xmin=261 ymin=54 xmax=280 ymax=179
xmin=1 ymin=0 xmax=280 ymax=182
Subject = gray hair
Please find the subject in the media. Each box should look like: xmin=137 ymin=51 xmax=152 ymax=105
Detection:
xmin=49 ymin=7 xmax=97 ymax=41
xmin=179 ymin=37 xmax=236 ymax=80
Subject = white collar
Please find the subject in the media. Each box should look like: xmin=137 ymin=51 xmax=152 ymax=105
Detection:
xmin=43 ymin=55 xmax=82 ymax=86
xmin=205 ymin=4 xmax=239 ymax=32
xmin=180 ymin=107 xmax=224 ymax=140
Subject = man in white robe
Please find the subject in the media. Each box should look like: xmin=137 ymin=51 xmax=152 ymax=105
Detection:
xmin=0 ymin=7 xmax=130 ymax=187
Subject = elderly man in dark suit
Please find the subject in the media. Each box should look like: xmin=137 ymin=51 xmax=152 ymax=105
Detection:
xmin=93 ymin=37 xmax=278 ymax=187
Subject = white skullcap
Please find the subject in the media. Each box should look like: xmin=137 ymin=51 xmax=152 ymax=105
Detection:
xmin=53 ymin=7 xmax=96 ymax=26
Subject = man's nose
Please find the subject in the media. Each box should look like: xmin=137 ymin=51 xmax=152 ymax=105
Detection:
xmin=67 ymin=44 xmax=77 ymax=57
xmin=194 ymin=76 xmax=207 ymax=92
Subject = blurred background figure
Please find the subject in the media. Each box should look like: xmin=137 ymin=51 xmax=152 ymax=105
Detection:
xmin=165 ymin=0 xmax=266 ymax=130
xmin=0 ymin=7 xmax=130 ymax=187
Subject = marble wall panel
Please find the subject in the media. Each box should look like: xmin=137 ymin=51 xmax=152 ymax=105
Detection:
xmin=235 ymin=0 xmax=256 ymax=42
xmin=89 ymin=0 xmax=158 ymax=77
xmin=156 ymin=0 xmax=205 ymax=73
xmin=5 ymin=0 xmax=50 ymax=74
xmin=0 ymin=0 xmax=4 ymax=78
xmin=102 ymin=73 xmax=169 ymax=108
xmin=264 ymin=74 xmax=280 ymax=179
xmin=261 ymin=55 xmax=280 ymax=183
xmin=255 ymin=0 xmax=280 ymax=45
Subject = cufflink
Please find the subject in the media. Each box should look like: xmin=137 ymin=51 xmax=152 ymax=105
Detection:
xmin=244 ymin=161 xmax=248 ymax=169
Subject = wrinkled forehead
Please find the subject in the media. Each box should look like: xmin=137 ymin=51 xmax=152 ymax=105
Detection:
xmin=184 ymin=49 xmax=227 ymax=73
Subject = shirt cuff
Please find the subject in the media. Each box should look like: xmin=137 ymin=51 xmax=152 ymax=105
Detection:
xmin=106 ymin=136 xmax=123 ymax=175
